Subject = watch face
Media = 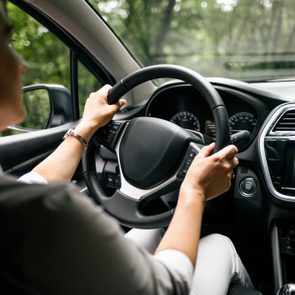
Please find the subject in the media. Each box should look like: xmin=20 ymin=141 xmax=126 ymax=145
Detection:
xmin=68 ymin=129 xmax=75 ymax=136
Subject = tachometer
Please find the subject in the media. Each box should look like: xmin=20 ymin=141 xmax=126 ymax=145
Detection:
xmin=170 ymin=111 xmax=200 ymax=131
xmin=229 ymin=112 xmax=257 ymax=134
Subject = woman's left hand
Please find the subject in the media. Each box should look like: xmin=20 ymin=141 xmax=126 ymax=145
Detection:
xmin=75 ymin=84 xmax=127 ymax=141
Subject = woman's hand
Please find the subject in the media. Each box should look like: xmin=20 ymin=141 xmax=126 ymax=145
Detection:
xmin=31 ymin=85 xmax=126 ymax=182
xmin=157 ymin=143 xmax=238 ymax=264
xmin=180 ymin=143 xmax=239 ymax=203
xmin=75 ymin=85 xmax=127 ymax=141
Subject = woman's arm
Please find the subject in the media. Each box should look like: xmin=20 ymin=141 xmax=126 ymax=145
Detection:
xmin=31 ymin=85 xmax=126 ymax=183
xmin=155 ymin=143 xmax=239 ymax=265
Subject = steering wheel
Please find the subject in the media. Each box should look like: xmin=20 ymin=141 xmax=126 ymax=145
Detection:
xmin=82 ymin=65 xmax=231 ymax=229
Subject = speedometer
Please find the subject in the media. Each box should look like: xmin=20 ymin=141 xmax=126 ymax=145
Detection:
xmin=229 ymin=112 xmax=257 ymax=134
xmin=170 ymin=111 xmax=200 ymax=131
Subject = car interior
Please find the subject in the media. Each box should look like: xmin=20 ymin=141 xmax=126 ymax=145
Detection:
xmin=2 ymin=0 xmax=295 ymax=294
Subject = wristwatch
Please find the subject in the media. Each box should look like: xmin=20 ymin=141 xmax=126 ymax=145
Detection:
xmin=63 ymin=128 xmax=88 ymax=147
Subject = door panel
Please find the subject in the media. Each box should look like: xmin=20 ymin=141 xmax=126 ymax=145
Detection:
xmin=0 ymin=123 xmax=75 ymax=177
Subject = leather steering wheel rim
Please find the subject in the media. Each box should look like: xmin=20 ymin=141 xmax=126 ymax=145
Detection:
xmin=82 ymin=64 xmax=231 ymax=229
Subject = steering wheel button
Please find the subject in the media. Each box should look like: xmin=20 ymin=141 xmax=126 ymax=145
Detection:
xmin=106 ymin=174 xmax=115 ymax=185
xmin=179 ymin=163 xmax=191 ymax=177
xmin=115 ymin=175 xmax=121 ymax=187
xmin=108 ymin=133 xmax=115 ymax=139
xmin=105 ymin=133 xmax=115 ymax=143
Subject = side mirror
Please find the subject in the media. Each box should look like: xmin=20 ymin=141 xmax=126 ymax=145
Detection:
xmin=15 ymin=84 xmax=74 ymax=131
xmin=19 ymin=85 xmax=51 ymax=130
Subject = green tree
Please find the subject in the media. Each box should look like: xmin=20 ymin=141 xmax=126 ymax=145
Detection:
xmin=8 ymin=2 xmax=70 ymax=89
xmin=91 ymin=0 xmax=295 ymax=80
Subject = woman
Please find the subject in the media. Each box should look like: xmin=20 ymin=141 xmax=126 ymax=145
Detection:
xmin=0 ymin=1 xmax=258 ymax=294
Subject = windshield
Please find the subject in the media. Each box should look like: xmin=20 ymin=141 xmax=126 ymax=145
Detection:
xmin=88 ymin=0 xmax=295 ymax=82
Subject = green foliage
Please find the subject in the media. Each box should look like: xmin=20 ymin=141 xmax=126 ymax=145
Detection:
xmin=3 ymin=0 xmax=295 ymax=138
xmin=8 ymin=0 xmax=295 ymax=98
xmin=1 ymin=3 xmax=102 ymax=137
xmin=6 ymin=0 xmax=295 ymax=92
xmin=7 ymin=3 xmax=102 ymax=120
xmin=20 ymin=89 xmax=50 ymax=129
xmin=90 ymin=0 xmax=295 ymax=81
xmin=78 ymin=62 xmax=103 ymax=115
xmin=7 ymin=2 xmax=70 ymax=89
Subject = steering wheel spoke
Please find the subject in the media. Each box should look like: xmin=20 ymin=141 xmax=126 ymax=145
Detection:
xmin=93 ymin=120 xmax=127 ymax=150
xmin=116 ymin=142 xmax=203 ymax=200
xmin=103 ymin=189 xmax=174 ymax=228
xmin=177 ymin=142 xmax=202 ymax=179
xmin=117 ymin=169 xmax=179 ymax=202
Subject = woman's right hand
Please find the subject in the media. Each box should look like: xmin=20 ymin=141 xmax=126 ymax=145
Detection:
xmin=180 ymin=143 xmax=239 ymax=203
xmin=156 ymin=143 xmax=239 ymax=263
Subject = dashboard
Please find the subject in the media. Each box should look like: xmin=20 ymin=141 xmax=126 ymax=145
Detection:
xmin=145 ymin=83 xmax=270 ymax=149
xmin=93 ymin=78 xmax=295 ymax=294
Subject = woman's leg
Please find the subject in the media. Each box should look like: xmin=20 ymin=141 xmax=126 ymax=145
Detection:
xmin=190 ymin=234 xmax=254 ymax=295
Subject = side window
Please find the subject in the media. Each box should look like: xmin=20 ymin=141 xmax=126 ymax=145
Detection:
xmin=0 ymin=3 xmax=107 ymax=137
xmin=78 ymin=61 xmax=103 ymax=116
xmin=9 ymin=3 xmax=70 ymax=89
xmin=1 ymin=2 xmax=71 ymax=136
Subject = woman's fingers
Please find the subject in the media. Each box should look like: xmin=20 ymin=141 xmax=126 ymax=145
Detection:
xmin=213 ymin=144 xmax=238 ymax=161
xmin=197 ymin=144 xmax=238 ymax=161
xmin=196 ymin=142 xmax=215 ymax=159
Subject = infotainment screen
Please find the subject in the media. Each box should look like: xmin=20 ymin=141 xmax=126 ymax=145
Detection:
xmin=204 ymin=120 xmax=216 ymax=138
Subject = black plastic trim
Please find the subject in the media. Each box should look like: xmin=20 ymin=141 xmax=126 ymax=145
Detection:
xmin=70 ymin=51 xmax=80 ymax=119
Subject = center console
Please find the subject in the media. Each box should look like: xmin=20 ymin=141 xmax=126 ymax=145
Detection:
xmin=265 ymin=138 xmax=295 ymax=197
xmin=262 ymin=105 xmax=295 ymax=201
xmin=259 ymin=104 xmax=295 ymax=293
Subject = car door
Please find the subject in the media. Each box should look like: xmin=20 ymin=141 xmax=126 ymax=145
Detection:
xmin=0 ymin=0 xmax=112 ymax=183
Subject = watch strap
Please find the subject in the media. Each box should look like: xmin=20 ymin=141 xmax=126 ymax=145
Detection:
xmin=63 ymin=128 xmax=88 ymax=147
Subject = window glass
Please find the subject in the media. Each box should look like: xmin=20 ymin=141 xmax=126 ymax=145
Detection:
xmin=20 ymin=89 xmax=51 ymax=130
xmin=8 ymin=2 xmax=70 ymax=89
xmin=0 ymin=3 xmax=71 ymax=137
xmin=88 ymin=0 xmax=295 ymax=82
xmin=78 ymin=61 xmax=103 ymax=115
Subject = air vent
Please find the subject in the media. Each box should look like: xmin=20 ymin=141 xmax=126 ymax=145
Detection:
xmin=273 ymin=110 xmax=295 ymax=132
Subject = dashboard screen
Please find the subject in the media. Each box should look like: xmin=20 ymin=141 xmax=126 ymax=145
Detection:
xmin=204 ymin=120 xmax=216 ymax=137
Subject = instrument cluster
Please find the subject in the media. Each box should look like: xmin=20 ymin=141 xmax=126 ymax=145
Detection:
xmin=146 ymin=84 xmax=259 ymax=140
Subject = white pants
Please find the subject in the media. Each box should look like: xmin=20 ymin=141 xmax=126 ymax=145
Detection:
xmin=190 ymin=233 xmax=253 ymax=295
xmin=125 ymin=229 xmax=253 ymax=295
